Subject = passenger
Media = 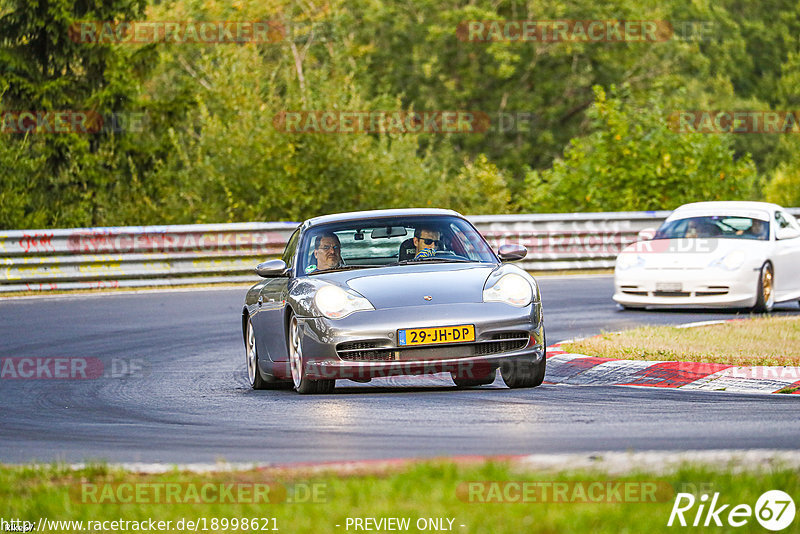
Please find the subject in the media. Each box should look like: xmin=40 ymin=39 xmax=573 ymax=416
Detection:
xmin=684 ymin=219 xmax=700 ymax=238
xmin=413 ymin=227 xmax=442 ymax=260
xmin=311 ymin=232 xmax=342 ymax=271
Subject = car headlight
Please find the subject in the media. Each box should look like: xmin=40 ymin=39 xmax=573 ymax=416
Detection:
xmin=313 ymin=285 xmax=374 ymax=319
xmin=709 ymin=250 xmax=745 ymax=271
xmin=483 ymin=273 xmax=533 ymax=307
xmin=616 ymin=253 xmax=644 ymax=271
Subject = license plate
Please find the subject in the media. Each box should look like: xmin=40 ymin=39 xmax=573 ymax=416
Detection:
xmin=656 ymin=282 xmax=682 ymax=291
xmin=398 ymin=324 xmax=475 ymax=346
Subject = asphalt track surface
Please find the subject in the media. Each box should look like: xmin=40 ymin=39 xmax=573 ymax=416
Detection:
xmin=1 ymin=275 xmax=799 ymax=464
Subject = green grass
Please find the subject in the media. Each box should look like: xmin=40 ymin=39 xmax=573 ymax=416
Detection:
xmin=562 ymin=316 xmax=800 ymax=366
xmin=1 ymin=461 xmax=798 ymax=533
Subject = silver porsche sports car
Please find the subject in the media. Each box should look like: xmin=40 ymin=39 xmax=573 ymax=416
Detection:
xmin=242 ymin=208 xmax=545 ymax=394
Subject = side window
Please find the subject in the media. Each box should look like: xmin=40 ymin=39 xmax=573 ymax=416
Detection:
xmin=781 ymin=211 xmax=800 ymax=230
xmin=775 ymin=212 xmax=791 ymax=229
xmin=774 ymin=212 xmax=800 ymax=240
xmin=281 ymin=228 xmax=301 ymax=269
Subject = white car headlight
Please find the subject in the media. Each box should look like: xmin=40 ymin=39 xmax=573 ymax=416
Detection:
xmin=483 ymin=273 xmax=533 ymax=308
xmin=313 ymin=285 xmax=374 ymax=319
xmin=709 ymin=250 xmax=746 ymax=271
xmin=616 ymin=253 xmax=644 ymax=271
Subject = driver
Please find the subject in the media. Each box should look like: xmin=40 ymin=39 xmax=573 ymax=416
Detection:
xmin=684 ymin=219 xmax=719 ymax=238
xmin=413 ymin=227 xmax=441 ymax=260
xmin=311 ymin=232 xmax=342 ymax=271
xmin=748 ymin=219 xmax=768 ymax=239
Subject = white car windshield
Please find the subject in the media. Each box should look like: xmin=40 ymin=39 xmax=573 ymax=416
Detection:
xmin=298 ymin=216 xmax=497 ymax=275
xmin=654 ymin=216 xmax=769 ymax=241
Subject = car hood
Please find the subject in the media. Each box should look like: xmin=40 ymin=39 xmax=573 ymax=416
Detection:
xmin=619 ymin=238 xmax=769 ymax=269
xmin=327 ymin=263 xmax=498 ymax=309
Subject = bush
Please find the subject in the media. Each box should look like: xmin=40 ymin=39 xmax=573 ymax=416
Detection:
xmin=520 ymin=86 xmax=758 ymax=213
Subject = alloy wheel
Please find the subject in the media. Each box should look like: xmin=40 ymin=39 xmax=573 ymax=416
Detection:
xmin=246 ymin=320 xmax=257 ymax=386
xmin=289 ymin=316 xmax=303 ymax=389
xmin=762 ymin=264 xmax=774 ymax=310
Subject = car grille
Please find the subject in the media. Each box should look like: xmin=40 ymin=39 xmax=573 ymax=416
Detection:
xmin=653 ymin=290 xmax=692 ymax=297
xmin=336 ymin=332 xmax=530 ymax=362
xmin=621 ymin=286 xmax=648 ymax=296
xmin=474 ymin=332 xmax=529 ymax=356
xmin=695 ymin=286 xmax=730 ymax=296
xmin=336 ymin=342 xmax=394 ymax=361
xmin=622 ymin=287 xmax=730 ymax=298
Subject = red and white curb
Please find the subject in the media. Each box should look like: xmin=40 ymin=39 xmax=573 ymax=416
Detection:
xmin=546 ymin=320 xmax=800 ymax=395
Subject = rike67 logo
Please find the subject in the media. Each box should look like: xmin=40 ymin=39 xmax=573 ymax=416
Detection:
xmin=668 ymin=490 xmax=796 ymax=531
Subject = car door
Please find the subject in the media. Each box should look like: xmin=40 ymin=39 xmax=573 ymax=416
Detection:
xmin=252 ymin=229 xmax=299 ymax=363
xmin=771 ymin=210 xmax=800 ymax=299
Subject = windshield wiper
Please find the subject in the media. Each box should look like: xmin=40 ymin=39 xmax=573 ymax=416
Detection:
xmin=308 ymin=264 xmax=384 ymax=275
xmin=395 ymin=257 xmax=473 ymax=265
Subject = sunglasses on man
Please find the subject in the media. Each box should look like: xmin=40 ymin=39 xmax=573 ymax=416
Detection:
xmin=418 ymin=238 xmax=440 ymax=246
xmin=318 ymin=245 xmax=340 ymax=252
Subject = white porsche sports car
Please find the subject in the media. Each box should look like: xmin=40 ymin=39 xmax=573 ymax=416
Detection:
xmin=614 ymin=201 xmax=800 ymax=311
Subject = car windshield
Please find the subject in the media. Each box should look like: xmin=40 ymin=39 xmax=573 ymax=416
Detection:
xmin=654 ymin=215 xmax=769 ymax=241
xmin=298 ymin=215 xmax=497 ymax=275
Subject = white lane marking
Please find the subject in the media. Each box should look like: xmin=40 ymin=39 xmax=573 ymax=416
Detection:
xmin=57 ymin=450 xmax=800 ymax=474
xmin=673 ymin=319 xmax=731 ymax=329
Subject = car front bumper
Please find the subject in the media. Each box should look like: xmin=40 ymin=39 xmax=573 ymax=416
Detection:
xmin=293 ymin=301 xmax=545 ymax=381
xmin=613 ymin=267 xmax=760 ymax=308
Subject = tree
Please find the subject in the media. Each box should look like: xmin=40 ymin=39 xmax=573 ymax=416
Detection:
xmin=520 ymin=86 xmax=758 ymax=213
xmin=0 ymin=0 xmax=151 ymax=227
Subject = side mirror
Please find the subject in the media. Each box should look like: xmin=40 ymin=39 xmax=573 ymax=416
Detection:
xmin=498 ymin=244 xmax=527 ymax=261
xmin=255 ymin=259 xmax=288 ymax=278
xmin=775 ymin=226 xmax=800 ymax=240
xmin=637 ymin=227 xmax=657 ymax=241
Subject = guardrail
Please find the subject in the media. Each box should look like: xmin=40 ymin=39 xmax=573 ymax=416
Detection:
xmin=0 ymin=223 xmax=298 ymax=292
xmin=2 ymin=209 xmax=798 ymax=292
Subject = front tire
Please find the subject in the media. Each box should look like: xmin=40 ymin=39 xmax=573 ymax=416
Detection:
xmin=288 ymin=313 xmax=335 ymax=394
xmin=754 ymin=262 xmax=774 ymax=313
xmin=500 ymin=356 xmax=546 ymax=388
xmin=246 ymin=318 xmax=268 ymax=390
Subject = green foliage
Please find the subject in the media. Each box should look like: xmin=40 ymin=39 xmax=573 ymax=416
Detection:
xmin=765 ymin=161 xmax=800 ymax=207
xmin=434 ymin=154 xmax=511 ymax=215
xmin=2 ymin=0 xmax=800 ymax=230
xmin=520 ymin=86 xmax=758 ymax=213
xmin=0 ymin=0 xmax=150 ymax=228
